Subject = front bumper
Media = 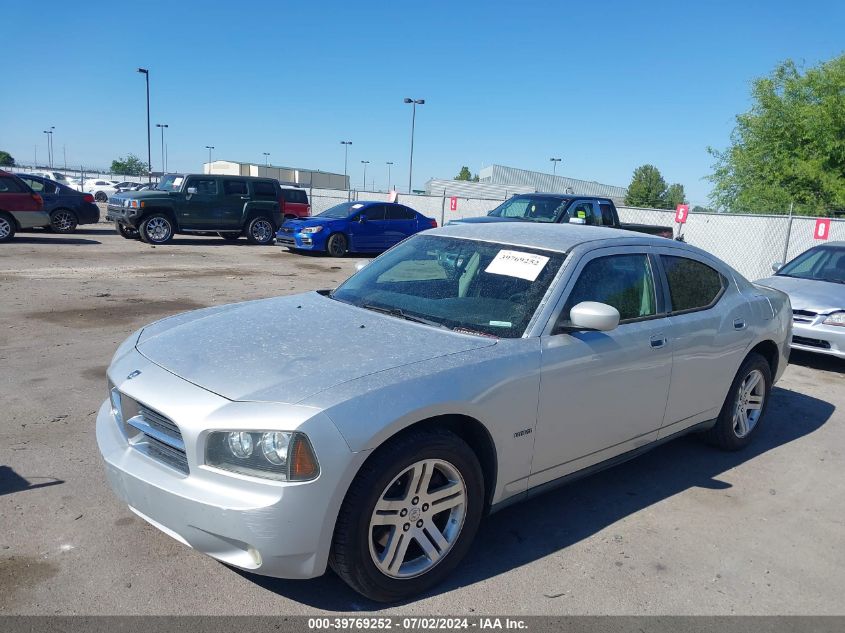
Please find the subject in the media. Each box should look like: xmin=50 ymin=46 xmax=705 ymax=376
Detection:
xmin=96 ymin=352 xmax=365 ymax=579
xmin=791 ymin=320 xmax=845 ymax=359
xmin=275 ymin=229 xmax=325 ymax=251
xmin=106 ymin=206 xmax=142 ymax=227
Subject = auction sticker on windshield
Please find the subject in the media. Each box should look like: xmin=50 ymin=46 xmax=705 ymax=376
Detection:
xmin=485 ymin=250 xmax=549 ymax=281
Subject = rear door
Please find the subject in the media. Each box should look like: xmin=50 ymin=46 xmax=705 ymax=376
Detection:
xmin=19 ymin=176 xmax=58 ymax=210
xmin=219 ymin=179 xmax=250 ymax=229
xmin=383 ymin=204 xmax=416 ymax=247
xmin=180 ymin=176 xmax=219 ymax=229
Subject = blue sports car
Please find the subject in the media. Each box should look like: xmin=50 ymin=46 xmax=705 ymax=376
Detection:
xmin=276 ymin=200 xmax=437 ymax=257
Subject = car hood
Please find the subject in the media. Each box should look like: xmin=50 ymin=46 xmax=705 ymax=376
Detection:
xmin=755 ymin=275 xmax=845 ymax=314
xmin=281 ymin=217 xmax=342 ymax=230
xmin=135 ymin=291 xmax=497 ymax=403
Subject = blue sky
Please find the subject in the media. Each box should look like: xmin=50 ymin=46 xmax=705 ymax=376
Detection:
xmin=2 ymin=0 xmax=843 ymax=205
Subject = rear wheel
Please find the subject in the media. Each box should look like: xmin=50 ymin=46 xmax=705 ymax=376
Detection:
xmin=94 ymin=191 xmax=108 ymax=202
xmin=51 ymin=209 xmax=78 ymax=233
xmin=245 ymin=216 xmax=275 ymax=245
xmin=326 ymin=232 xmax=348 ymax=257
xmin=115 ymin=222 xmax=140 ymax=240
xmin=0 ymin=212 xmax=16 ymax=242
xmin=139 ymin=213 xmax=174 ymax=244
xmin=330 ymin=428 xmax=484 ymax=602
xmin=703 ymin=353 xmax=772 ymax=451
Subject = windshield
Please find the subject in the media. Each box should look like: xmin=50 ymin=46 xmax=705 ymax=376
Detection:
xmin=777 ymin=245 xmax=845 ymax=284
xmin=317 ymin=201 xmax=362 ymax=218
xmin=331 ymin=234 xmax=566 ymax=338
xmin=488 ymin=196 xmax=568 ymax=222
xmin=156 ymin=174 xmax=185 ymax=192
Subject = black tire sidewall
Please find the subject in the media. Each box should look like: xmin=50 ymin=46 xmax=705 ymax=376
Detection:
xmin=140 ymin=214 xmax=173 ymax=244
xmin=327 ymin=233 xmax=347 ymax=257
xmin=331 ymin=430 xmax=484 ymax=602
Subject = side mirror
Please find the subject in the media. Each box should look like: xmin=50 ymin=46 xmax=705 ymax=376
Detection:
xmin=565 ymin=301 xmax=620 ymax=332
xmin=771 ymin=262 xmax=783 ymax=273
xmin=357 ymin=214 xmax=367 ymax=223
xmin=186 ymin=186 xmax=198 ymax=195
xmin=354 ymin=260 xmax=369 ymax=272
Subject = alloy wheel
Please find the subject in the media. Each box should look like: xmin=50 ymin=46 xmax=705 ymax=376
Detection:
xmin=0 ymin=217 xmax=11 ymax=240
xmin=368 ymin=459 xmax=467 ymax=579
xmin=251 ymin=219 xmax=273 ymax=243
xmin=146 ymin=217 xmax=172 ymax=242
xmin=732 ymin=369 xmax=765 ymax=438
xmin=52 ymin=210 xmax=76 ymax=232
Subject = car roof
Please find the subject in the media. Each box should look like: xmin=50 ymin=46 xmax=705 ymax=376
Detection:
xmin=510 ymin=192 xmax=614 ymax=203
xmin=433 ymin=221 xmax=680 ymax=254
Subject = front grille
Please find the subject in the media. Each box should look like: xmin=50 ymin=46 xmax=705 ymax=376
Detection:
xmin=118 ymin=394 xmax=188 ymax=475
xmin=792 ymin=335 xmax=831 ymax=350
xmin=281 ymin=227 xmax=294 ymax=234
xmin=277 ymin=237 xmax=296 ymax=245
xmin=792 ymin=310 xmax=818 ymax=324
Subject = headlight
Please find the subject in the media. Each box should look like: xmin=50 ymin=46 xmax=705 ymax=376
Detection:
xmin=301 ymin=226 xmax=323 ymax=234
xmin=205 ymin=431 xmax=319 ymax=481
xmin=110 ymin=387 xmax=123 ymax=424
xmin=823 ymin=311 xmax=845 ymax=326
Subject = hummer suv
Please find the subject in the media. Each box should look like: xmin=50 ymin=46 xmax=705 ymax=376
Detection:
xmin=107 ymin=174 xmax=305 ymax=245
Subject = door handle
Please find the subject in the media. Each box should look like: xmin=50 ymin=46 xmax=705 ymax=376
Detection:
xmin=240 ymin=196 xmax=250 ymax=200
xmin=650 ymin=336 xmax=667 ymax=349
xmin=733 ymin=318 xmax=747 ymax=330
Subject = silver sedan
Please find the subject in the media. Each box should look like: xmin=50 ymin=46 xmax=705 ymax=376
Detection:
xmin=757 ymin=242 xmax=845 ymax=359
xmin=96 ymin=223 xmax=791 ymax=602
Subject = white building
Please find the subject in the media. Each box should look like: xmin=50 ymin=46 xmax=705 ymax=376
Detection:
xmin=478 ymin=164 xmax=627 ymax=203
xmin=203 ymin=160 xmax=349 ymax=189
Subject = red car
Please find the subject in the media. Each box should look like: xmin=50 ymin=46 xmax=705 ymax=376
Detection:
xmin=279 ymin=186 xmax=310 ymax=219
xmin=0 ymin=170 xmax=49 ymax=242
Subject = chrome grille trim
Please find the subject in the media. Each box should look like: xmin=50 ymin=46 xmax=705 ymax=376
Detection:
xmin=138 ymin=435 xmax=189 ymax=474
xmin=116 ymin=392 xmax=189 ymax=475
xmin=138 ymin=405 xmax=181 ymax=440
xmin=792 ymin=309 xmax=818 ymax=324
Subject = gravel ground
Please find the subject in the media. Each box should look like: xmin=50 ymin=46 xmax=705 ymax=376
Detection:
xmin=1 ymin=218 xmax=843 ymax=615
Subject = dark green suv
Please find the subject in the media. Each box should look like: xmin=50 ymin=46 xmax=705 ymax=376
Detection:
xmin=106 ymin=174 xmax=284 ymax=245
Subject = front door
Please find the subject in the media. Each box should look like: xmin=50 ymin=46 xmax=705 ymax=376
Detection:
xmin=348 ymin=204 xmax=387 ymax=250
xmin=180 ymin=176 xmax=219 ymax=229
xmin=219 ymin=179 xmax=250 ymax=229
xmin=530 ymin=248 xmax=673 ymax=488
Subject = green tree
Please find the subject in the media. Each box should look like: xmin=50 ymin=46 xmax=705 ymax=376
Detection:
xmin=0 ymin=150 xmax=15 ymax=167
xmin=454 ymin=166 xmax=474 ymax=181
xmin=624 ymin=164 xmax=668 ymax=208
xmin=708 ymin=55 xmax=845 ymax=215
xmin=664 ymin=183 xmax=687 ymax=209
xmin=110 ymin=154 xmax=148 ymax=176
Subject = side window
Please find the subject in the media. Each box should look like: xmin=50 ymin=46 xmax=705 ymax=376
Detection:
xmin=385 ymin=204 xmax=414 ymax=220
xmin=598 ymin=203 xmax=615 ymax=226
xmin=42 ymin=180 xmax=58 ymax=194
xmin=186 ymin=178 xmax=218 ymax=195
xmin=21 ymin=177 xmax=44 ymax=192
xmin=563 ymin=254 xmax=657 ymax=323
xmin=223 ymin=180 xmax=248 ymax=196
xmin=661 ymin=255 xmax=726 ymax=313
xmin=252 ymin=181 xmax=276 ymax=197
xmin=363 ymin=205 xmax=386 ymax=221
xmin=0 ymin=177 xmax=24 ymax=193
xmin=566 ymin=201 xmax=599 ymax=225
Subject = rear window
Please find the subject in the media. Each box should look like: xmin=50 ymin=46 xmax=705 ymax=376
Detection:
xmin=661 ymin=255 xmax=726 ymax=313
xmin=385 ymin=205 xmax=416 ymax=220
xmin=281 ymin=188 xmax=308 ymax=203
xmin=0 ymin=176 xmax=25 ymax=193
xmin=252 ymin=180 xmax=277 ymax=197
xmin=223 ymin=180 xmax=248 ymax=195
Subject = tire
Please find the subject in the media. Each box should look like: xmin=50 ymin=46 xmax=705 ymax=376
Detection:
xmin=94 ymin=191 xmax=108 ymax=202
xmin=0 ymin=212 xmax=16 ymax=242
xmin=115 ymin=222 xmax=140 ymax=240
xmin=702 ymin=352 xmax=772 ymax=451
xmin=330 ymin=428 xmax=484 ymax=602
xmin=218 ymin=232 xmax=241 ymax=242
xmin=139 ymin=213 xmax=174 ymax=244
xmin=245 ymin=216 xmax=275 ymax=245
xmin=326 ymin=232 xmax=348 ymax=257
xmin=50 ymin=209 xmax=78 ymax=233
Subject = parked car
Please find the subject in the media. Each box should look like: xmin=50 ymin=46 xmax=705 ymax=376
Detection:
xmin=30 ymin=171 xmax=75 ymax=189
xmin=15 ymin=173 xmax=100 ymax=232
xmin=97 ymin=222 xmax=790 ymax=601
xmin=276 ymin=201 xmax=437 ymax=257
xmin=113 ymin=181 xmax=140 ymax=192
xmin=82 ymin=179 xmax=118 ymax=201
xmin=0 ymin=170 xmax=49 ymax=242
xmin=756 ymin=242 xmax=845 ymax=359
xmin=449 ymin=193 xmax=675 ymax=238
xmin=279 ymin=185 xmax=311 ymax=219
xmin=106 ymin=173 xmax=284 ymax=244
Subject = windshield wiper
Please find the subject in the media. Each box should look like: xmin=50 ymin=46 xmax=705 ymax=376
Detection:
xmin=360 ymin=303 xmax=448 ymax=329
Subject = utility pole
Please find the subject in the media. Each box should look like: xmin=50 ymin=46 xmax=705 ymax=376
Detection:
xmin=403 ymin=98 xmax=424 ymax=193
xmin=137 ymin=68 xmax=151 ymax=182
xmin=361 ymin=160 xmax=369 ymax=191
xmin=156 ymin=124 xmax=168 ymax=175
xmin=340 ymin=141 xmax=352 ymax=189
xmin=205 ymin=146 xmax=214 ymax=172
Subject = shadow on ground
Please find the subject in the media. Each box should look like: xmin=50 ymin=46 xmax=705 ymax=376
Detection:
xmin=236 ymin=386 xmax=834 ymax=609
xmin=0 ymin=466 xmax=64 ymax=497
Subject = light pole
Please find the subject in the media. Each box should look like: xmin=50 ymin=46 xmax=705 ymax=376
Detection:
xmin=263 ymin=152 xmax=270 ymax=167
xmin=42 ymin=128 xmax=54 ymax=168
xmin=205 ymin=146 xmax=214 ymax=172
xmin=156 ymin=124 xmax=169 ymax=174
xmin=361 ymin=160 xmax=369 ymax=191
xmin=550 ymin=157 xmax=562 ymax=176
xmin=403 ymin=98 xmax=424 ymax=193
xmin=386 ymin=161 xmax=394 ymax=191
xmin=137 ymin=68 xmax=151 ymax=183
xmin=340 ymin=141 xmax=352 ymax=189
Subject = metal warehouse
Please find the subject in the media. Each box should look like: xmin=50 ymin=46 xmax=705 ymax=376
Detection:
xmin=479 ymin=164 xmax=628 ymax=202
xmin=203 ymin=160 xmax=349 ymax=189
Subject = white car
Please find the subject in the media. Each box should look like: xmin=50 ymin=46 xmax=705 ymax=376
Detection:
xmin=82 ymin=179 xmax=119 ymax=202
xmin=30 ymin=171 xmax=76 ymax=189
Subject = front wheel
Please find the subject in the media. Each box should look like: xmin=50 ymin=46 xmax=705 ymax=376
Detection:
xmin=51 ymin=209 xmax=78 ymax=233
xmin=0 ymin=212 xmax=16 ymax=242
xmin=115 ymin=222 xmax=140 ymax=239
xmin=139 ymin=213 xmax=174 ymax=244
xmin=326 ymin=232 xmax=348 ymax=257
xmin=330 ymin=428 xmax=484 ymax=602
xmin=245 ymin=216 xmax=275 ymax=245
xmin=703 ymin=352 xmax=772 ymax=451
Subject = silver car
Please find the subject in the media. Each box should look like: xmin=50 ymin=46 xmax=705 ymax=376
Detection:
xmin=756 ymin=242 xmax=845 ymax=359
xmin=96 ymin=223 xmax=791 ymax=601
